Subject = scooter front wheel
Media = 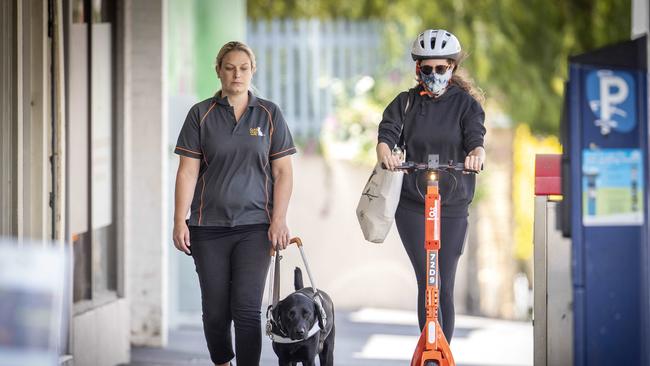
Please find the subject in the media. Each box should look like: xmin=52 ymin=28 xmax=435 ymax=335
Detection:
xmin=424 ymin=361 xmax=439 ymax=366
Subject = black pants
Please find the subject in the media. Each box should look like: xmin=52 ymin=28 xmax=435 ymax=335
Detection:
xmin=395 ymin=204 xmax=468 ymax=342
xmin=191 ymin=230 xmax=271 ymax=365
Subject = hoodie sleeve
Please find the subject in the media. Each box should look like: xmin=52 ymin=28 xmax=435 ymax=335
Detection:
xmin=461 ymin=98 xmax=486 ymax=153
xmin=377 ymin=91 xmax=410 ymax=148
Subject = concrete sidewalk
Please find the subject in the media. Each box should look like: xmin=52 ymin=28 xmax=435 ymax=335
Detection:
xmin=124 ymin=308 xmax=532 ymax=366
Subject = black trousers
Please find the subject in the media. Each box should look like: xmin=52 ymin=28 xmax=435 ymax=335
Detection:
xmin=395 ymin=204 xmax=468 ymax=342
xmin=190 ymin=229 xmax=271 ymax=365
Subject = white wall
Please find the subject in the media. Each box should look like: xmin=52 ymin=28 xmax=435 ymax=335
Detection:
xmin=632 ymin=0 xmax=649 ymax=38
xmin=126 ymin=0 xmax=169 ymax=347
xmin=632 ymin=0 xmax=650 ymax=89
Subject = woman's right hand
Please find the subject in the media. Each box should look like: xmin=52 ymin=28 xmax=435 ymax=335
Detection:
xmin=173 ymin=220 xmax=191 ymax=255
xmin=377 ymin=142 xmax=402 ymax=171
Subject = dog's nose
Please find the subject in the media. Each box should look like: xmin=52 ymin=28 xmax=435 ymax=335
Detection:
xmin=296 ymin=328 xmax=306 ymax=337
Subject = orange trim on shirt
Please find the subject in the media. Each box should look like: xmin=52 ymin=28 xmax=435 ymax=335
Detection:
xmin=258 ymin=102 xmax=275 ymax=222
xmin=199 ymin=175 xmax=205 ymax=225
xmin=175 ymin=146 xmax=202 ymax=156
xmin=198 ymin=150 xmax=210 ymax=225
xmin=200 ymin=102 xmax=217 ymax=125
xmin=258 ymin=103 xmax=275 ymax=138
xmin=202 ymin=152 xmax=209 ymax=166
xmin=186 ymin=101 xmax=215 ymax=225
xmin=264 ymin=171 xmax=271 ymax=222
xmin=270 ymin=147 xmax=296 ymax=157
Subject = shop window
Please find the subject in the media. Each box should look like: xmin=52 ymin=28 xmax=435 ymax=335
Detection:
xmin=67 ymin=0 xmax=116 ymax=303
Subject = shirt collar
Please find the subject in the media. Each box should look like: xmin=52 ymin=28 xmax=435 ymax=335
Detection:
xmin=215 ymin=90 xmax=259 ymax=108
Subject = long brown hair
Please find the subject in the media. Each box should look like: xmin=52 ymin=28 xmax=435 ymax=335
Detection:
xmin=450 ymin=52 xmax=485 ymax=105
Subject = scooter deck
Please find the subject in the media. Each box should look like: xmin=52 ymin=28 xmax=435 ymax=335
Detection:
xmin=410 ymin=323 xmax=454 ymax=366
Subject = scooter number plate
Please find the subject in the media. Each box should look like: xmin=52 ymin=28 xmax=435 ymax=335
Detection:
xmin=428 ymin=251 xmax=437 ymax=286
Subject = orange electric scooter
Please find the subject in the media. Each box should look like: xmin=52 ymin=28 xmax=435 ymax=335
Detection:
xmin=389 ymin=154 xmax=478 ymax=366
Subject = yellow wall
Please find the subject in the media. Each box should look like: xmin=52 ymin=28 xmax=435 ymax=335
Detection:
xmin=512 ymin=124 xmax=561 ymax=261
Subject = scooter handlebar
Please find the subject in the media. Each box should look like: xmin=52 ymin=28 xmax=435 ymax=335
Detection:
xmin=381 ymin=162 xmax=482 ymax=174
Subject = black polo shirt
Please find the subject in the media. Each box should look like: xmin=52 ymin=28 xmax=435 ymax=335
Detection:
xmin=175 ymin=91 xmax=296 ymax=227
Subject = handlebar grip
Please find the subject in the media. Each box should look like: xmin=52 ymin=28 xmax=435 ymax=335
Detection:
xmin=381 ymin=163 xmax=405 ymax=170
xmin=458 ymin=163 xmax=484 ymax=174
xmin=269 ymin=237 xmax=303 ymax=257
xmin=472 ymin=163 xmax=485 ymax=173
xmin=382 ymin=162 xmax=412 ymax=170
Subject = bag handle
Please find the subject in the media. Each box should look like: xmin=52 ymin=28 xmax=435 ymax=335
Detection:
xmin=398 ymin=88 xmax=416 ymax=151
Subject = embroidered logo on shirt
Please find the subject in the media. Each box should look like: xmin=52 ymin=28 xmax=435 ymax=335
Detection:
xmin=249 ymin=127 xmax=264 ymax=137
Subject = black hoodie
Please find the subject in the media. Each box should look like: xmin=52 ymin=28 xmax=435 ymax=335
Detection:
xmin=377 ymin=84 xmax=486 ymax=217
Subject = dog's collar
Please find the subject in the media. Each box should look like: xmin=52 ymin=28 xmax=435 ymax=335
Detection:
xmin=266 ymin=294 xmax=328 ymax=344
xmin=267 ymin=322 xmax=321 ymax=344
xmin=295 ymin=291 xmax=328 ymax=325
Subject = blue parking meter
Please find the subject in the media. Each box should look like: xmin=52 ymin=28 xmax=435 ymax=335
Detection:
xmin=563 ymin=36 xmax=650 ymax=365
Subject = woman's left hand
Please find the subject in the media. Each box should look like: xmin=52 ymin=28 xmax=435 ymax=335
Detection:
xmin=269 ymin=219 xmax=291 ymax=250
xmin=465 ymin=146 xmax=485 ymax=172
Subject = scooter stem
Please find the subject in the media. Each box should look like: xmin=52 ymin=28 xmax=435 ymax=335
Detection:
xmin=411 ymin=175 xmax=455 ymax=366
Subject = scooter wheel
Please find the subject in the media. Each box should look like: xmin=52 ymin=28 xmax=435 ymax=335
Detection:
xmin=424 ymin=361 xmax=439 ymax=366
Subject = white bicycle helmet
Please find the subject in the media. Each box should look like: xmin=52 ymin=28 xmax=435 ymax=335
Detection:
xmin=411 ymin=29 xmax=461 ymax=61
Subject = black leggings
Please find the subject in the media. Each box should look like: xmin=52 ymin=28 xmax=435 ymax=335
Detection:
xmin=190 ymin=230 xmax=271 ymax=366
xmin=395 ymin=204 xmax=468 ymax=342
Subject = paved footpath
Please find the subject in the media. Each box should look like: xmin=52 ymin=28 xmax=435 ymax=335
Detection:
xmin=124 ymin=308 xmax=532 ymax=366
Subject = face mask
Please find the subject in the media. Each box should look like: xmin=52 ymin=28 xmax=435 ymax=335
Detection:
xmin=420 ymin=68 xmax=452 ymax=97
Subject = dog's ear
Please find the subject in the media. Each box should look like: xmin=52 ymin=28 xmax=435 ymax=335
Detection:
xmin=315 ymin=301 xmax=325 ymax=329
xmin=273 ymin=300 xmax=292 ymax=335
xmin=273 ymin=301 xmax=283 ymax=324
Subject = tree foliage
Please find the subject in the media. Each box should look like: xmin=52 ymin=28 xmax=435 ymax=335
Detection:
xmin=248 ymin=0 xmax=631 ymax=134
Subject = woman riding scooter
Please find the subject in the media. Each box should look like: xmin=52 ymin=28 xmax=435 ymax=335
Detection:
xmin=377 ymin=29 xmax=486 ymax=342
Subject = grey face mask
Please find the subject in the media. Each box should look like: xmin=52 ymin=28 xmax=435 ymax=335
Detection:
xmin=420 ymin=68 xmax=453 ymax=96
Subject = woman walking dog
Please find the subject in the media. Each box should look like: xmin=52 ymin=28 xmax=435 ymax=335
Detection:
xmin=172 ymin=41 xmax=296 ymax=366
xmin=377 ymin=29 xmax=486 ymax=342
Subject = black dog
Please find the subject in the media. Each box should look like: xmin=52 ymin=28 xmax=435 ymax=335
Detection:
xmin=269 ymin=267 xmax=335 ymax=366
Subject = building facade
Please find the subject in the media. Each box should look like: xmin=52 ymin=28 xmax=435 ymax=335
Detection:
xmin=1 ymin=1 xmax=167 ymax=364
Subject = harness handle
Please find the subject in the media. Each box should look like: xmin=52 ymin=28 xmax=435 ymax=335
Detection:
xmin=269 ymin=237 xmax=302 ymax=257
xmin=267 ymin=237 xmax=319 ymax=307
xmin=266 ymin=236 xmax=329 ymax=342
